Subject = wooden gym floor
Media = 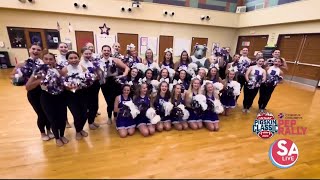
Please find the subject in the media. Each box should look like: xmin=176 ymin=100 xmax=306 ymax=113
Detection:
xmin=0 ymin=68 xmax=319 ymax=179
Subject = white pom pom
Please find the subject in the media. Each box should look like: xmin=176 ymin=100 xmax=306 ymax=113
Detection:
xmin=230 ymin=81 xmax=241 ymax=96
xmin=163 ymin=101 xmax=174 ymax=116
xmin=146 ymin=107 xmax=156 ymax=120
xmin=134 ymin=63 xmax=147 ymax=73
xmin=151 ymin=62 xmax=160 ymax=71
xmin=151 ymin=115 xmax=161 ymax=124
xmin=151 ymin=80 xmax=160 ymax=88
xmin=213 ymin=82 xmax=224 ymax=92
xmin=123 ymin=100 xmax=140 ymax=119
xmin=167 ymin=67 xmax=176 ymax=78
xmin=127 ymin=81 xmax=133 ymax=86
xmin=188 ymin=62 xmax=198 ymax=71
xmin=169 ymin=83 xmax=174 ymax=92
xmin=213 ymin=99 xmax=224 ymax=114
xmin=177 ymin=104 xmax=189 ymax=120
xmin=193 ymin=94 xmax=208 ymax=111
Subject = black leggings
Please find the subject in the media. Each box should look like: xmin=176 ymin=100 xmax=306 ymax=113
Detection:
xmin=243 ymin=84 xmax=259 ymax=110
xmin=258 ymin=84 xmax=276 ymax=110
xmin=101 ymin=77 xmax=121 ymax=119
xmin=236 ymin=74 xmax=246 ymax=101
xmin=27 ymin=86 xmax=50 ymax=134
xmin=66 ymin=89 xmax=88 ymax=133
xmin=40 ymin=91 xmax=67 ymax=139
xmin=87 ymin=80 xmax=100 ymax=124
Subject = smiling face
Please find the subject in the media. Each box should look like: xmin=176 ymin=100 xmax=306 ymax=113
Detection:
xmin=67 ymin=53 xmax=80 ymax=66
xmin=43 ymin=54 xmax=56 ymax=68
xmin=140 ymin=83 xmax=148 ymax=95
xmin=257 ymin=58 xmax=265 ymax=66
xmin=198 ymin=69 xmax=206 ymax=79
xmin=192 ymin=79 xmax=200 ymax=90
xmin=113 ymin=43 xmax=120 ymax=52
xmin=228 ymin=71 xmax=235 ymax=80
xmin=274 ymin=58 xmax=282 ymax=67
xmin=233 ymin=54 xmax=240 ymax=62
xmin=242 ymin=48 xmax=248 ymax=56
xmin=146 ymin=49 xmax=153 ymax=59
xmin=160 ymin=82 xmax=168 ymax=93
xmin=161 ymin=69 xmax=169 ymax=79
xmin=130 ymin=68 xmax=138 ymax=78
xmin=181 ymin=51 xmax=188 ymax=61
xmin=145 ymin=70 xmax=153 ymax=79
xmin=58 ymin=43 xmax=68 ymax=55
xmin=122 ymin=86 xmax=131 ymax=96
xmin=29 ymin=45 xmax=42 ymax=59
xmin=206 ymin=83 xmax=214 ymax=94
xmin=165 ymin=52 xmax=172 ymax=61
xmin=174 ymin=84 xmax=182 ymax=95
xmin=179 ymin=70 xmax=186 ymax=80
xmin=86 ymin=43 xmax=95 ymax=53
xmin=83 ymin=49 xmax=92 ymax=60
xmin=273 ymin=50 xmax=280 ymax=58
xmin=130 ymin=48 xmax=137 ymax=57
xmin=102 ymin=46 xmax=111 ymax=57
xmin=210 ymin=68 xmax=217 ymax=77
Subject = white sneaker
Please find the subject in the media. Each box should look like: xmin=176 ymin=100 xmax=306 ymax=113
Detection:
xmin=247 ymin=109 xmax=250 ymax=113
xmin=47 ymin=132 xmax=55 ymax=139
xmin=242 ymin=109 xmax=247 ymax=113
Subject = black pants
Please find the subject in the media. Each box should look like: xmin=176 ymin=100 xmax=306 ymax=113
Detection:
xmin=87 ymin=80 xmax=100 ymax=124
xmin=243 ymin=84 xmax=259 ymax=110
xmin=27 ymin=86 xmax=50 ymax=133
xmin=258 ymin=84 xmax=276 ymax=110
xmin=219 ymin=66 xmax=226 ymax=80
xmin=66 ymin=89 xmax=88 ymax=133
xmin=236 ymin=75 xmax=246 ymax=101
xmin=40 ymin=91 xmax=67 ymax=139
xmin=101 ymin=77 xmax=121 ymax=119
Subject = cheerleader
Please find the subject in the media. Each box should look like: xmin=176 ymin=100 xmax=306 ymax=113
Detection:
xmin=258 ymin=58 xmax=284 ymax=112
xmin=15 ymin=44 xmax=53 ymax=141
xmin=35 ymin=53 xmax=68 ymax=146
xmin=114 ymin=84 xmax=136 ymax=138
xmin=203 ymin=82 xmax=221 ymax=131
xmin=174 ymin=70 xmax=190 ymax=93
xmin=80 ymin=47 xmax=100 ymax=130
xmin=174 ymin=50 xmax=190 ymax=71
xmin=99 ymin=45 xmax=130 ymax=125
xmin=56 ymin=42 xmax=69 ymax=67
xmin=158 ymin=68 xmax=171 ymax=83
xmin=125 ymin=44 xmax=142 ymax=68
xmin=237 ymin=48 xmax=251 ymax=91
xmin=160 ymin=48 xmax=174 ymax=69
xmin=220 ymin=70 xmax=239 ymax=116
xmin=197 ymin=68 xmax=208 ymax=85
xmin=144 ymin=69 xmax=155 ymax=94
xmin=207 ymin=66 xmax=222 ymax=83
xmin=185 ymin=78 xmax=203 ymax=130
xmin=242 ymin=57 xmax=266 ymax=113
xmin=225 ymin=54 xmax=240 ymax=75
xmin=265 ymin=49 xmax=288 ymax=70
xmin=144 ymin=48 xmax=156 ymax=67
xmin=170 ymin=84 xmax=188 ymax=130
xmin=127 ymin=67 xmax=140 ymax=98
xmin=85 ymin=42 xmax=100 ymax=59
xmin=219 ymin=47 xmax=232 ymax=79
xmin=152 ymin=81 xmax=172 ymax=131
xmin=61 ymin=51 xmax=89 ymax=140
xmin=133 ymin=83 xmax=155 ymax=137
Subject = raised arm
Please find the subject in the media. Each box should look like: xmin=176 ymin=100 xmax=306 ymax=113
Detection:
xmin=9 ymin=62 xmax=25 ymax=79
xmin=114 ymin=58 xmax=129 ymax=76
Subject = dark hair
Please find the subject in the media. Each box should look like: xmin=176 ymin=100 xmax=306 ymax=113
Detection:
xmin=121 ymin=84 xmax=131 ymax=92
xmin=128 ymin=67 xmax=141 ymax=82
xmin=162 ymin=51 xmax=174 ymax=68
xmin=272 ymin=49 xmax=280 ymax=54
xmin=145 ymin=69 xmax=154 ymax=80
xmin=204 ymin=82 xmax=214 ymax=96
xmin=145 ymin=49 xmax=154 ymax=61
xmin=233 ymin=53 xmax=240 ymax=57
xmin=156 ymin=81 xmax=171 ymax=100
xmin=179 ymin=50 xmax=190 ymax=65
xmin=101 ymin=45 xmax=111 ymax=51
xmin=170 ymin=84 xmax=182 ymax=104
xmin=157 ymin=68 xmax=170 ymax=81
xmin=257 ymin=57 xmax=265 ymax=61
xmin=58 ymin=42 xmax=68 ymax=48
xmin=30 ymin=43 xmax=42 ymax=49
xmin=207 ymin=67 xmax=220 ymax=82
xmin=177 ymin=69 xmax=187 ymax=81
xmin=66 ymin=51 xmax=80 ymax=60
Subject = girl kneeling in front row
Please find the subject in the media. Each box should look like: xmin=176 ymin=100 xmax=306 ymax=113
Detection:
xmin=114 ymin=84 xmax=136 ymax=138
xmin=134 ymin=83 xmax=155 ymax=137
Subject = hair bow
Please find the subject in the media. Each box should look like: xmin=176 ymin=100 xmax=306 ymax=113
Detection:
xmin=199 ymin=67 xmax=208 ymax=75
xmin=228 ymin=65 xmax=238 ymax=73
xmin=138 ymin=77 xmax=147 ymax=85
xmin=191 ymin=74 xmax=202 ymax=81
xmin=159 ymin=77 xmax=169 ymax=84
xmin=209 ymin=63 xmax=220 ymax=70
xmin=164 ymin=48 xmax=173 ymax=54
xmin=126 ymin=43 xmax=136 ymax=51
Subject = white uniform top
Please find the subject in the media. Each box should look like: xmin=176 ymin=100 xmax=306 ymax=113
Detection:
xmin=100 ymin=57 xmax=118 ymax=77
xmin=40 ymin=68 xmax=60 ymax=91
xmin=248 ymin=65 xmax=264 ymax=84
xmin=66 ymin=64 xmax=83 ymax=76
xmin=57 ymin=54 xmax=68 ymax=67
xmin=267 ymin=66 xmax=280 ymax=77
xmin=80 ymin=59 xmax=94 ymax=69
xmin=239 ymin=56 xmax=251 ymax=64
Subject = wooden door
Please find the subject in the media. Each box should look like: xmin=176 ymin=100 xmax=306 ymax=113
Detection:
xmin=159 ymin=35 xmax=174 ymax=64
xmin=295 ymin=34 xmax=320 ymax=80
xmin=236 ymin=35 xmax=268 ymax=59
xmin=117 ymin=33 xmax=139 ymax=56
xmin=75 ymin=31 xmax=94 ymax=54
xmin=24 ymin=28 xmax=48 ymax=55
xmin=191 ymin=37 xmax=208 ymax=56
xmin=277 ymin=34 xmax=304 ymax=77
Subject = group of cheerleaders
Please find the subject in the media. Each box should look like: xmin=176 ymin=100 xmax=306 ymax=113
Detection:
xmin=10 ymin=41 xmax=286 ymax=147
